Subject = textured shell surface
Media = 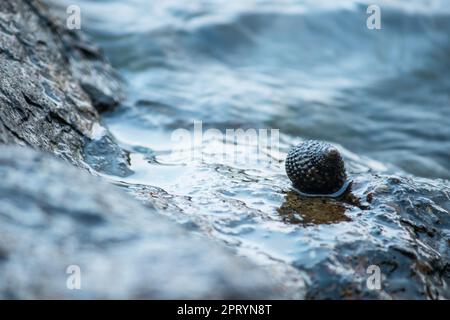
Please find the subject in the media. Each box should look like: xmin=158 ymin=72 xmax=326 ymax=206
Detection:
xmin=285 ymin=140 xmax=348 ymax=196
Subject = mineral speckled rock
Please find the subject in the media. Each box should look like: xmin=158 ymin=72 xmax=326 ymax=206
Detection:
xmin=0 ymin=0 xmax=129 ymax=175
xmin=285 ymin=140 xmax=348 ymax=196
xmin=0 ymin=145 xmax=286 ymax=299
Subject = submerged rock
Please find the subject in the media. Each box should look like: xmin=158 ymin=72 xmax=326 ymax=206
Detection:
xmin=0 ymin=0 xmax=128 ymax=175
xmin=0 ymin=145 xmax=285 ymax=299
xmin=277 ymin=191 xmax=352 ymax=225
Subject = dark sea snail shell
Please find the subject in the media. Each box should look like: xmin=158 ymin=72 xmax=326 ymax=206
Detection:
xmin=285 ymin=140 xmax=350 ymax=197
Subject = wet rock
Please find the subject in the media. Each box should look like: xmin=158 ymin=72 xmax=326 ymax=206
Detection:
xmin=126 ymin=148 xmax=450 ymax=299
xmin=0 ymin=0 xmax=127 ymax=173
xmin=0 ymin=145 xmax=285 ymax=299
xmin=277 ymin=191 xmax=351 ymax=225
xmin=280 ymin=147 xmax=450 ymax=299
xmin=286 ymin=173 xmax=450 ymax=299
xmin=83 ymin=133 xmax=133 ymax=177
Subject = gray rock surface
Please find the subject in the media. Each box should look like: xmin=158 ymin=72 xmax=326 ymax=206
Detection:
xmin=0 ymin=0 xmax=128 ymax=174
xmin=0 ymin=145 xmax=285 ymax=299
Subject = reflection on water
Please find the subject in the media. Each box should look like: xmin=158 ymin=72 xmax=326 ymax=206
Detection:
xmin=278 ymin=191 xmax=352 ymax=225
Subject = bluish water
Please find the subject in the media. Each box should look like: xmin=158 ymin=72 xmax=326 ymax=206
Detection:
xmin=48 ymin=0 xmax=450 ymax=297
xmin=53 ymin=0 xmax=450 ymax=179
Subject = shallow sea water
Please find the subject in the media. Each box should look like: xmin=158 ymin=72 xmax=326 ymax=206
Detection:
xmin=48 ymin=0 xmax=450 ymax=298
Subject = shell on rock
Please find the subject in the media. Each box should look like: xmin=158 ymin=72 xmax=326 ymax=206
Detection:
xmin=285 ymin=140 xmax=349 ymax=197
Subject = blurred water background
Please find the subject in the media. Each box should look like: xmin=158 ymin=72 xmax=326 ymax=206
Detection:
xmin=52 ymin=0 xmax=450 ymax=179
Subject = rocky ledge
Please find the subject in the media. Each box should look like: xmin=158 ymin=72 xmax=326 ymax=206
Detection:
xmin=0 ymin=145 xmax=285 ymax=299
xmin=0 ymin=0 xmax=129 ymax=176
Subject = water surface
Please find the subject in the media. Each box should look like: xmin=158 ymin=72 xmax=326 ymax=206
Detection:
xmin=49 ymin=0 xmax=450 ymax=298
